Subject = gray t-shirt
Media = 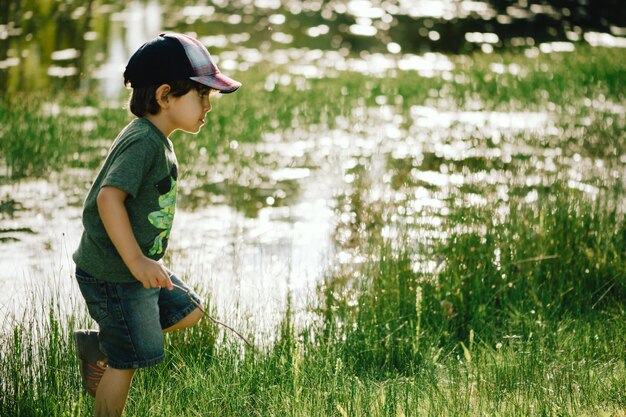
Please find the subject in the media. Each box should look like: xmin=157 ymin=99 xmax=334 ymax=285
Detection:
xmin=73 ymin=118 xmax=178 ymax=282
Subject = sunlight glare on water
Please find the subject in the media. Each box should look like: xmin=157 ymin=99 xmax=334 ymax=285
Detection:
xmin=410 ymin=106 xmax=551 ymax=131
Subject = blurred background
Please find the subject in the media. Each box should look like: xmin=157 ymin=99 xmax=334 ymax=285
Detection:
xmin=1 ymin=0 xmax=624 ymax=96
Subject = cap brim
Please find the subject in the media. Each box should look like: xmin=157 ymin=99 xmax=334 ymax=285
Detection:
xmin=190 ymin=72 xmax=241 ymax=94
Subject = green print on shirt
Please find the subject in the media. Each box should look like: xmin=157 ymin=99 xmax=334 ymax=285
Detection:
xmin=147 ymin=178 xmax=177 ymax=256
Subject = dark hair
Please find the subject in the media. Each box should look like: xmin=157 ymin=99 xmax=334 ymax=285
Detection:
xmin=126 ymin=79 xmax=212 ymax=117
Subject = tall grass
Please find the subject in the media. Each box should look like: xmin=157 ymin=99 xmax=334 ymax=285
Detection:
xmin=429 ymin=184 xmax=625 ymax=343
xmin=1 ymin=181 xmax=623 ymax=416
xmin=321 ymin=183 xmax=624 ymax=367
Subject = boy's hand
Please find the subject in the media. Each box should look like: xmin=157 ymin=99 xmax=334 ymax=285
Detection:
xmin=128 ymin=256 xmax=173 ymax=290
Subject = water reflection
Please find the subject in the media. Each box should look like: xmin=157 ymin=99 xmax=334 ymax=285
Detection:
xmin=1 ymin=89 xmax=622 ymax=329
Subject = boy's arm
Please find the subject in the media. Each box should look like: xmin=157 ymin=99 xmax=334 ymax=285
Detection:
xmin=97 ymin=185 xmax=173 ymax=290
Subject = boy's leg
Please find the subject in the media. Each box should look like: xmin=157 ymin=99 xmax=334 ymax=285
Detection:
xmin=76 ymin=275 xmax=165 ymax=414
xmin=92 ymin=305 xmax=199 ymax=417
xmin=95 ymin=367 xmax=136 ymax=417
xmin=91 ymin=310 xmax=200 ymax=416
xmin=163 ymin=307 xmax=203 ymax=333
xmin=158 ymin=272 xmax=203 ymax=333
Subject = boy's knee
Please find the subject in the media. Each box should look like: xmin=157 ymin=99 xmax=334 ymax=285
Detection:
xmin=188 ymin=307 xmax=204 ymax=326
xmin=164 ymin=307 xmax=203 ymax=333
xmin=184 ymin=307 xmax=203 ymax=327
xmin=104 ymin=367 xmax=136 ymax=383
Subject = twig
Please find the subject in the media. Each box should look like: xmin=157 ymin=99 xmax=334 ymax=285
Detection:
xmin=591 ymin=281 xmax=616 ymax=310
xmin=170 ymin=283 xmax=254 ymax=349
xmin=512 ymin=255 xmax=559 ymax=265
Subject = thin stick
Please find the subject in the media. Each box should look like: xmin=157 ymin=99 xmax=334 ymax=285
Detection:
xmin=591 ymin=281 xmax=616 ymax=310
xmin=170 ymin=283 xmax=254 ymax=348
xmin=512 ymin=254 xmax=559 ymax=265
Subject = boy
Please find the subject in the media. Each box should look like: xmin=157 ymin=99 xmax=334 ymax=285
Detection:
xmin=72 ymin=32 xmax=241 ymax=416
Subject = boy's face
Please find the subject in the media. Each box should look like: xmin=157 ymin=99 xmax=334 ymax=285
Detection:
xmin=167 ymin=89 xmax=213 ymax=134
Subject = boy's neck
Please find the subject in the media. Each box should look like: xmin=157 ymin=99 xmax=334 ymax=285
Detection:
xmin=144 ymin=114 xmax=174 ymax=138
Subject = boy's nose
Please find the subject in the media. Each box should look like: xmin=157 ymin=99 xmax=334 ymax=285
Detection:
xmin=204 ymin=101 xmax=212 ymax=113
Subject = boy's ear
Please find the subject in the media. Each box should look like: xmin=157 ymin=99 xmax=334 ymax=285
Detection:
xmin=155 ymin=84 xmax=172 ymax=109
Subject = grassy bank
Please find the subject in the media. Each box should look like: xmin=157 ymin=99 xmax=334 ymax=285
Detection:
xmin=1 ymin=45 xmax=624 ymax=178
xmin=1 ymin=181 xmax=623 ymax=416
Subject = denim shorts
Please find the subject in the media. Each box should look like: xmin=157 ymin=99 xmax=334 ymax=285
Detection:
xmin=75 ymin=266 xmax=202 ymax=369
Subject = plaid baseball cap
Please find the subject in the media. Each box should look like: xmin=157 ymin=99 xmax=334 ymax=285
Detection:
xmin=123 ymin=33 xmax=241 ymax=93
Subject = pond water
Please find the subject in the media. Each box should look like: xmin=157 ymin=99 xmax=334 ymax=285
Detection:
xmin=0 ymin=0 xmax=624 ymax=335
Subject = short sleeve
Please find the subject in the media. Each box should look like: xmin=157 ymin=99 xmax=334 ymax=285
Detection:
xmin=101 ymin=139 xmax=157 ymax=198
